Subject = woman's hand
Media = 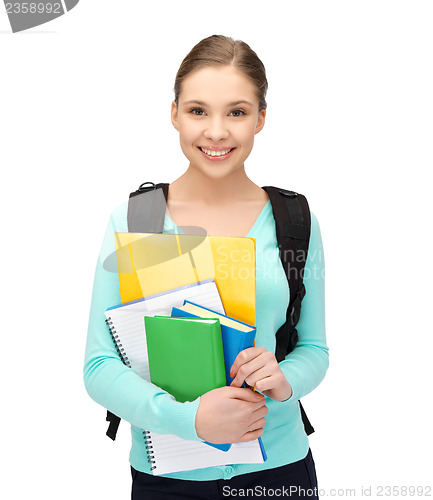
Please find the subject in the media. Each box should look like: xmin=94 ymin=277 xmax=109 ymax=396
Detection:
xmin=195 ymin=386 xmax=268 ymax=444
xmin=230 ymin=346 xmax=293 ymax=402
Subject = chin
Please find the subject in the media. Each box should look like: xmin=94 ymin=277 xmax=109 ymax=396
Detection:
xmin=193 ymin=163 xmax=243 ymax=181
xmin=189 ymin=154 xmax=247 ymax=178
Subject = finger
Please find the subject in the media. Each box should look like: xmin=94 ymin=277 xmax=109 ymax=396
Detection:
xmin=230 ymin=355 xmax=267 ymax=388
xmin=249 ymin=398 xmax=267 ymax=412
xmin=229 ymin=346 xmax=267 ymax=378
xmin=247 ymin=406 xmax=268 ymax=429
xmin=247 ymin=417 xmax=266 ymax=433
xmin=251 ymin=404 xmax=268 ymax=420
xmin=238 ymin=427 xmax=265 ymax=443
xmin=251 ymin=375 xmax=276 ymax=393
xmin=244 ymin=368 xmax=274 ymax=390
xmin=228 ymin=387 xmax=265 ymax=402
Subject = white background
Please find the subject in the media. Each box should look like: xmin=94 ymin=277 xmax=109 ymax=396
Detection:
xmin=1 ymin=1 xmax=432 ymax=498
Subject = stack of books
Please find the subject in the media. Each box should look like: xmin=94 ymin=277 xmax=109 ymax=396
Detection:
xmin=103 ymin=233 xmax=266 ymax=475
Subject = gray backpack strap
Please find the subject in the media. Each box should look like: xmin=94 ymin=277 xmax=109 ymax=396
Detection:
xmin=127 ymin=182 xmax=169 ymax=232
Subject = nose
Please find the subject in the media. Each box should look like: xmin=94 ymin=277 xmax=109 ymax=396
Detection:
xmin=203 ymin=116 xmax=229 ymax=142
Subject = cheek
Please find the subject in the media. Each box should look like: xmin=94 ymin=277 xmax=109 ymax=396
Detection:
xmin=233 ymin=121 xmax=257 ymax=143
xmin=180 ymin=133 xmax=197 ymax=151
xmin=179 ymin=127 xmax=200 ymax=148
xmin=238 ymin=130 xmax=256 ymax=149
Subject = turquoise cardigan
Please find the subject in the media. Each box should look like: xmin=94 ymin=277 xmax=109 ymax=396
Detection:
xmin=83 ymin=199 xmax=329 ymax=481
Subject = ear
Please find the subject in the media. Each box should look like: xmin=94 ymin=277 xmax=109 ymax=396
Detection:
xmin=171 ymin=101 xmax=179 ymax=130
xmin=255 ymin=109 xmax=266 ymax=135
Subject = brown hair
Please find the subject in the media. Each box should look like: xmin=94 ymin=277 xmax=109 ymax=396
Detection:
xmin=173 ymin=35 xmax=268 ymax=112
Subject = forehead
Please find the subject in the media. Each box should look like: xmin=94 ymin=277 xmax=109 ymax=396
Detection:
xmin=179 ymin=66 xmax=258 ymax=106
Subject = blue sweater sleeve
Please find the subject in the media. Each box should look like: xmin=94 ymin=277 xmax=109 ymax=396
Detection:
xmin=83 ymin=205 xmax=201 ymax=440
xmin=279 ymin=212 xmax=329 ymax=400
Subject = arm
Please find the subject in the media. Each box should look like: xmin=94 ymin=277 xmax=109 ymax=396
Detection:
xmin=230 ymin=212 xmax=329 ymax=401
xmin=83 ymin=207 xmax=201 ymax=441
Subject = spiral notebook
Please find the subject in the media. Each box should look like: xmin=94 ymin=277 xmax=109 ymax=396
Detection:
xmin=144 ymin=429 xmax=267 ymax=476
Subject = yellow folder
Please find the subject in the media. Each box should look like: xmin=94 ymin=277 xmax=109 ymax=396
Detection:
xmin=113 ymin=232 xmax=256 ymax=326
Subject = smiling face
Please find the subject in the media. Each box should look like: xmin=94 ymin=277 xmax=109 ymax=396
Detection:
xmin=171 ymin=65 xmax=266 ymax=181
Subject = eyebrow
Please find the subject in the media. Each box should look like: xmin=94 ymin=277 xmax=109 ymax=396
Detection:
xmin=182 ymin=99 xmax=254 ymax=107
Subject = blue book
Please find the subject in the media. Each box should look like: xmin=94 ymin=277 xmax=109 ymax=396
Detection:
xmin=171 ymin=300 xmax=256 ymax=385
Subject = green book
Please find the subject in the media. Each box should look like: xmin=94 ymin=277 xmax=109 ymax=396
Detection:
xmin=144 ymin=316 xmax=227 ymax=403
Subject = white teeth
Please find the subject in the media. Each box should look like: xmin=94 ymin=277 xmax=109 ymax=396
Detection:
xmin=200 ymin=147 xmax=233 ymax=156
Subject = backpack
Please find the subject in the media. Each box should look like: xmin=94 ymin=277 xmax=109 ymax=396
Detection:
xmin=105 ymin=182 xmax=314 ymax=440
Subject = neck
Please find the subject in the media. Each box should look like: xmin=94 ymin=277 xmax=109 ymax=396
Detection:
xmin=170 ymin=164 xmax=261 ymax=205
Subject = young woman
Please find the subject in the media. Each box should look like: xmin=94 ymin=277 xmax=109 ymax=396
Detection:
xmin=84 ymin=34 xmax=329 ymax=499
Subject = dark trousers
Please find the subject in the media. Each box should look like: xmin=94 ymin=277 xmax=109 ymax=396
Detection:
xmin=131 ymin=448 xmax=318 ymax=499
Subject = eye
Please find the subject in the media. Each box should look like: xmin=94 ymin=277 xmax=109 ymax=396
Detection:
xmin=230 ymin=109 xmax=246 ymax=117
xmin=189 ymin=107 xmax=205 ymax=116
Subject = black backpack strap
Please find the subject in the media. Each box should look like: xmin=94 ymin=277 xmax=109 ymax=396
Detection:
xmin=262 ymin=186 xmax=314 ymax=435
xmin=261 ymin=186 xmax=311 ymax=359
xmin=299 ymin=401 xmax=314 ymax=435
xmin=106 ymin=410 xmax=121 ymax=441
xmin=105 ymin=182 xmax=169 ymax=440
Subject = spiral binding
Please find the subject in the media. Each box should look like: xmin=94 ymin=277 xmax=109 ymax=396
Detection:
xmin=143 ymin=430 xmax=157 ymax=470
xmin=105 ymin=317 xmax=132 ymax=368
